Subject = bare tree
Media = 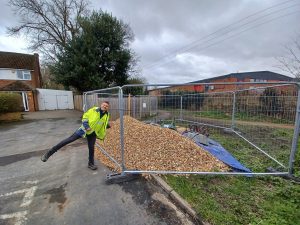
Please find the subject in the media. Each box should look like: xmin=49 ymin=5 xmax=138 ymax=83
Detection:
xmin=277 ymin=35 xmax=300 ymax=80
xmin=7 ymin=0 xmax=90 ymax=62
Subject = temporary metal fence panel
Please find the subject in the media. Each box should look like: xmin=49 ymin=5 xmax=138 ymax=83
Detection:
xmin=83 ymin=82 xmax=300 ymax=176
xmin=83 ymin=87 xmax=124 ymax=171
xmin=231 ymin=84 xmax=298 ymax=171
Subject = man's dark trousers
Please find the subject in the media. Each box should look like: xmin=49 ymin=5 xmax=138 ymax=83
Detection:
xmin=49 ymin=132 xmax=97 ymax=164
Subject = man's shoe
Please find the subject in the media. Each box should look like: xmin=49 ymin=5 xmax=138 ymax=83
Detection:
xmin=41 ymin=151 xmax=51 ymax=162
xmin=88 ymin=163 xmax=98 ymax=170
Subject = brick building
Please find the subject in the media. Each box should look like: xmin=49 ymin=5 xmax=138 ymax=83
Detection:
xmin=149 ymin=71 xmax=294 ymax=95
xmin=0 ymin=51 xmax=42 ymax=111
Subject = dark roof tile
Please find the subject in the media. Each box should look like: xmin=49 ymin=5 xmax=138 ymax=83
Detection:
xmin=191 ymin=71 xmax=293 ymax=83
xmin=0 ymin=51 xmax=35 ymax=70
xmin=0 ymin=81 xmax=33 ymax=91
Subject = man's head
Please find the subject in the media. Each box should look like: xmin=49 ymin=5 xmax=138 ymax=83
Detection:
xmin=100 ymin=101 xmax=110 ymax=112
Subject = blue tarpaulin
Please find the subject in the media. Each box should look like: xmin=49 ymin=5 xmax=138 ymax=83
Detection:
xmin=182 ymin=132 xmax=252 ymax=173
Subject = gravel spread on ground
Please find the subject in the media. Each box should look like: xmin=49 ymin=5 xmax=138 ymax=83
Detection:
xmin=95 ymin=116 xmax=228 ymax=173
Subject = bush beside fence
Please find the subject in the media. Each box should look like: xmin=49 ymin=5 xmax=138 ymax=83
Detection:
xmin=0 ymin=93 xmax=23 ymax=113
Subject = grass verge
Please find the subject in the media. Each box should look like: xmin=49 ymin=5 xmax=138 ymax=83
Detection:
xmin=164 ymin=175 xmax=300 ymax=225
xmin=163 ymin=125 xmax=300 ymax=225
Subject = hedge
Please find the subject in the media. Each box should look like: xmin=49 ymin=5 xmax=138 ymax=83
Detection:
xmin=0 ymin=93 xmax=23 ymax=113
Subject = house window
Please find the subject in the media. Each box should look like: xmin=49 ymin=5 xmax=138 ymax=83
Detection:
xmin=209 ymin=85 xmax=214 ymax=90
xmin=16 ymin=70 xmax=31 ymax=80
xmin=250 ymin=79 xmax=255 ymax=82
xmin=255 ymin=79 xmax=267 ymax=82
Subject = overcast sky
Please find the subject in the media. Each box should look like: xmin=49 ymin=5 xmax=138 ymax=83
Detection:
xmin=0 ymin=0 xmax=299 ymax=83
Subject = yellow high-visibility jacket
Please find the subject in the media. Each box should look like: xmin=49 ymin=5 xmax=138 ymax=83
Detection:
xmin=81 ymin=107 xmax=110 ymax=140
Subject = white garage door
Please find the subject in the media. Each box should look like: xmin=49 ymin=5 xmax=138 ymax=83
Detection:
xmin=57 ymin=95 xmax=69 ymax=109
xmin=37 ymin=89 xmax=74 ymax=110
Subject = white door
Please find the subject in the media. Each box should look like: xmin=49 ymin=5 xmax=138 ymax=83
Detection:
xmin=57 ymin=95 xmax=69 ymax=109
xmin=43 ymin=95 xmax=57 ymax=110
xmin=22 ymin=92 xmax=29 ymax=111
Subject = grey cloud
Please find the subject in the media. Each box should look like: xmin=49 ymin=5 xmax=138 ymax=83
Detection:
xmin=95 ymin=0 xmax=299 ymax=83
xmin=0 ymin=0 xmax=19 ymax=28
xmin=0 ymin=0 xmax=297 ymax=84
xmin=97 ymin=0 xmax=243 ymax=40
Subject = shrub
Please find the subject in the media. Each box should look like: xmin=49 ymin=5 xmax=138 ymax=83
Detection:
xmin=158 ymin=90 xmax=206 ymax=110
xmin=259 ymin=88 xmax=281 ymax=117
xmin=0 ymin=93 xmax=23 ymax=113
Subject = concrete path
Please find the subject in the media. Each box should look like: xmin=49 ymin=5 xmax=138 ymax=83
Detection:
xmin=0 ymin=110 xmax=193 ymax=225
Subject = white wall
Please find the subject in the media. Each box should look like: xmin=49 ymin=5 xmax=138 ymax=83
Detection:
xmin=0 ymin=69 xmax=31 ymax=80
xmin=37 ymin=88 xmax=74 ymax=110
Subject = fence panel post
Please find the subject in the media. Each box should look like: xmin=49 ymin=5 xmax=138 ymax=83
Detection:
xmin=289 ymin=84 xmax=300 ymax=175
xmin=231 ymin=91 xmax=236 ymax=130
xmin=119 ymin=87 xmax=126 ymax=172
xmin=180 ymin=95 xmax=183 ymax=120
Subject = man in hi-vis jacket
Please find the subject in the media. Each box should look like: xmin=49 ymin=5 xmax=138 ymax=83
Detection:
xmin=41 ymin=101 xmax=111 ymax=170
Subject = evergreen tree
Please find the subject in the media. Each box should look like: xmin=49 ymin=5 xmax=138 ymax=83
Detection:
xmin=123 ymin=77 xmax=147 ymax=96
xmin=51 ymin=11 xmax=134 ymax=92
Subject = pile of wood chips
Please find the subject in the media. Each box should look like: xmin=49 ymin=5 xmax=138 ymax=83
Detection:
xmin=95 ymin=116 xmax=228 ymax=173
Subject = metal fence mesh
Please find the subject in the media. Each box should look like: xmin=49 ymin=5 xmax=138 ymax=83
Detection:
xmin=84 ymin=82 xmax=300 ymax=176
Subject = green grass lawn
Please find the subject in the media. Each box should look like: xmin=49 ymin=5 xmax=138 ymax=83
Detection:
xmin=164 ymin=175 xmax=300 ymax=225
xmin=194 ymin=111 xmax=293 ymax=124
xmin=211 ymin=127 xmax=295 ymax=172
xmin=163 ymin=126 xmax=300 ymax=225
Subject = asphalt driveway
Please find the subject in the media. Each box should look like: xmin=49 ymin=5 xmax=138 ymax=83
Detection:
xmin=0 ymin=110 xmax=193 ymax=225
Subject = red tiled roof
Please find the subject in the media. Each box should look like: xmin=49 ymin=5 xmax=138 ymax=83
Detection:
xmin=0 ymin=51 xmax=35 ymax=70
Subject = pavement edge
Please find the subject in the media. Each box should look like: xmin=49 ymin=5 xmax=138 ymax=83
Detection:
xmin=150 ymin=174 xmax=204 ymax=225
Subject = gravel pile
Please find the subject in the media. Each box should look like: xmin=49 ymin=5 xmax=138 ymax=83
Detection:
xmin=95 ymin=116 xmax=228 ymax=172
